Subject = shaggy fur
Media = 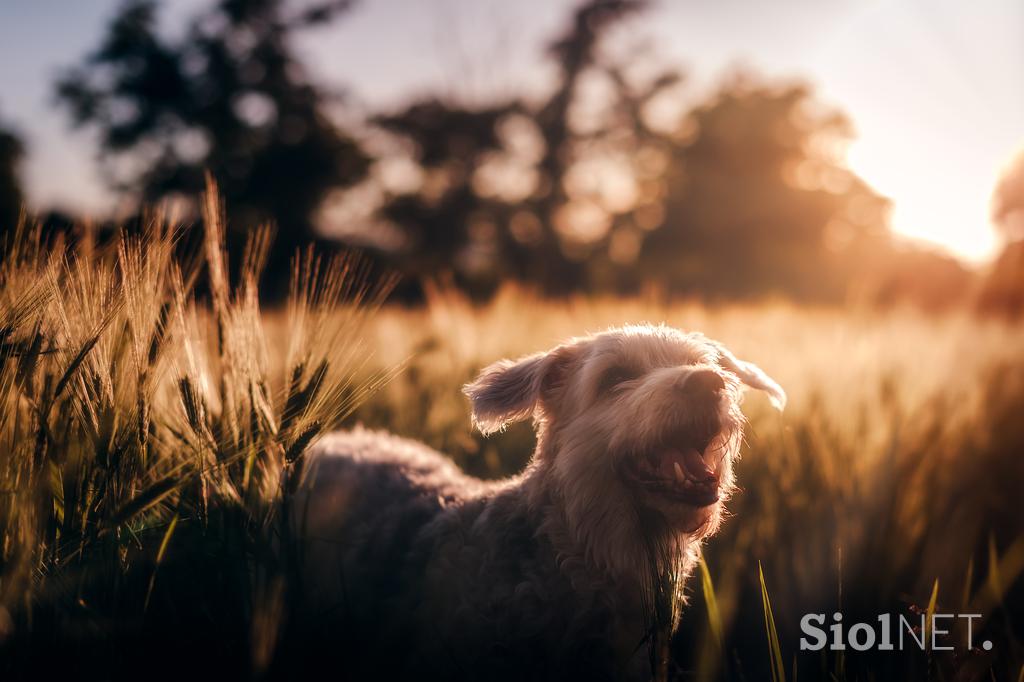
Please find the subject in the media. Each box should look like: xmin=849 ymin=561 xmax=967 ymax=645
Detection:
xmin=288 ymin=324 xmax=784 ymax=680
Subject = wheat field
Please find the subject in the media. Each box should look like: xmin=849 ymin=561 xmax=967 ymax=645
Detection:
xmin=1 ymin=199 xmax=1022 ymax=679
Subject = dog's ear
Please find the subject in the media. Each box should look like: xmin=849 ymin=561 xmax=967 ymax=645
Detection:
xmin=463 ymin=348 xmax=571 ymax=435
xmin=714 ymin=343 xmax=786 ymax=411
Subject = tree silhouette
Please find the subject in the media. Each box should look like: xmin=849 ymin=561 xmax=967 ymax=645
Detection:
xmin=992 ymin=148 xmax=1024 ymax=243
xmin=639 ymin=76 xmax=892 ymax=300
xmin=979 ymin=148 xmax=1024 ymax=315
xmin=373 ymin=98 xmax=522 ymax=292
xmin=0 ymin=116 xmax=24 ymax=235
xmin=371 ymin=0 xmax=660 ymax=295
xmin=523 ymin=0 xmax=649 ymax=292
xmin=56 ymin=0 xmax=368 ymax=279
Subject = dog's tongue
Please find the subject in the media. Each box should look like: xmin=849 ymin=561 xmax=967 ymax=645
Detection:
xmin=684 ymin=447 xmax=716 ymax=480
xmin=661 ymin=447 xmax=715 ymax=482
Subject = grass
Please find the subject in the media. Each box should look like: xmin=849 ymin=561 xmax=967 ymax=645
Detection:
xmin=759 ymin=561 xmax=785 ymax=682
xmin=0 ymin=188 xmax=1023 ymax=679
xmin=0 ymin=181 xmax=393 ymax=677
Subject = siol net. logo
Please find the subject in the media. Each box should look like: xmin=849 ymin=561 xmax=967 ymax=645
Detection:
xmin=800 ymin=612 xmax=991 ymax=652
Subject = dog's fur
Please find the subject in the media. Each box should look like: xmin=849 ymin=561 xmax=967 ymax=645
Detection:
xmin=289 ymin=325 xmax=784 ymax=680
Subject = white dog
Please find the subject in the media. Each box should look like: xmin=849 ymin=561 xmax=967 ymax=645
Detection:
xmin=289 ymin=324 xmax=784 ymax=681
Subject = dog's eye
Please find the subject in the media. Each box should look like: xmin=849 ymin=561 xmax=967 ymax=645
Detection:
xmin=598 ymin=366 xmax=637 ymax=392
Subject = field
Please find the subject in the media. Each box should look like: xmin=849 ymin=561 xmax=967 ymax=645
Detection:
xmin=1 ymin=210 xmax=1023 ymax=680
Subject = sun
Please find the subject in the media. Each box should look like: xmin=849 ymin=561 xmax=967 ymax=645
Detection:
xmin=846 ymin=135 xmax=1001 ymax=264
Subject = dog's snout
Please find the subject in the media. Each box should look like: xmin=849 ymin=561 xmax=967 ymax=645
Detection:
xmin=683 ymin=369 xmax=725 ymax=398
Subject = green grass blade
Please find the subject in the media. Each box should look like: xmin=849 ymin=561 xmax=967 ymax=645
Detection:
xmin=759 ymin=560 xmax=786 ymax=682
xmin=698 ymin=553 xmax=723 ymax=651
xmin=925 ymin=577 xmax=939 ymax=649
xmin=144 ymin=514 xmax=179 ymax=611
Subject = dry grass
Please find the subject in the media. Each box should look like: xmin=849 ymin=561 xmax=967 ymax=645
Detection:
xmin=0 ymin=181 xmax=393 ymax=677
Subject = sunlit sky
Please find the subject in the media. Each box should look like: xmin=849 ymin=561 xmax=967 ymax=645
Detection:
xmin=0 ymin=0 xmax=1021 ymax=263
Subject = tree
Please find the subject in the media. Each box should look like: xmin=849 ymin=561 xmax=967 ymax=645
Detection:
xmin=373 ymin=99 xmax=522 ymax=292
xmin=370 ymin=0 xmax=664 ymax=295
xmin=368 ymin=2 xmax=900 ymax=302
xmin=978 ymin=148 xmax=1024 ymax=315
xmin=992 ymin=148 xmax=1024 ymax=243
xmin=0 ymin=116 xmax=24 ymax=235
xmin=638 ymin=75 xmax=892 ymax=300
xmin=56 ymin=0 xmax=369 ymax=281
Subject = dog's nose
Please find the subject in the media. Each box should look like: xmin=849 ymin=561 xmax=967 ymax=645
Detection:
xmin=683 ymin=369 xmax=725 ymax=399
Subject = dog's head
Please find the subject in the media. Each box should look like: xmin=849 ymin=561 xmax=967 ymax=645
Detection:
xmin=464 ymin=325 xmax=784 ymax=563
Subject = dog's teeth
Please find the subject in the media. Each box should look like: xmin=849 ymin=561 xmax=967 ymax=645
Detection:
xmin=672 ymin=462 xmax=685 ymax=482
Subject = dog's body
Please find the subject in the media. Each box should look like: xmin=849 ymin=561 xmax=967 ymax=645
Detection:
xmin=290 ymin=325 xmax=784 ymax=680
xmin=294 ymin=429 xmax=648 ymax=680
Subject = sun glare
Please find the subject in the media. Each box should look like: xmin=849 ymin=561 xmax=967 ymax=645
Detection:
xmin=847 ymin=137 xmax=1001 ymax=264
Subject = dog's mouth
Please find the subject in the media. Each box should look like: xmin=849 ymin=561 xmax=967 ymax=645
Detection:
xmin=625 ymin=430 xmax=724 ymax=507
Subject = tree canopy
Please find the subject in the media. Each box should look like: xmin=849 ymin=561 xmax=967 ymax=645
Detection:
xmin=56 ymin=0 xmax=369 ymax=264
xmin=0 ymin=116 xmax=24 ymax=236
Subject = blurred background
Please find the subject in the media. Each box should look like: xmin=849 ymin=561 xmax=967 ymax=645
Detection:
xmin=1 ymin=0 xmax=1022 ymax=308
xmin=1 ymin=1 xmax=1023 ymax=680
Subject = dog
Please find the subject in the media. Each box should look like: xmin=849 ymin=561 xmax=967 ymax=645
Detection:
xmin=288 ymin=324 xmax=784 ymax=680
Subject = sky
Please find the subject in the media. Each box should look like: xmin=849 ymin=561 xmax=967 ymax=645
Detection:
xmin=0 ymin=0 xmax=1021 ymax=263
